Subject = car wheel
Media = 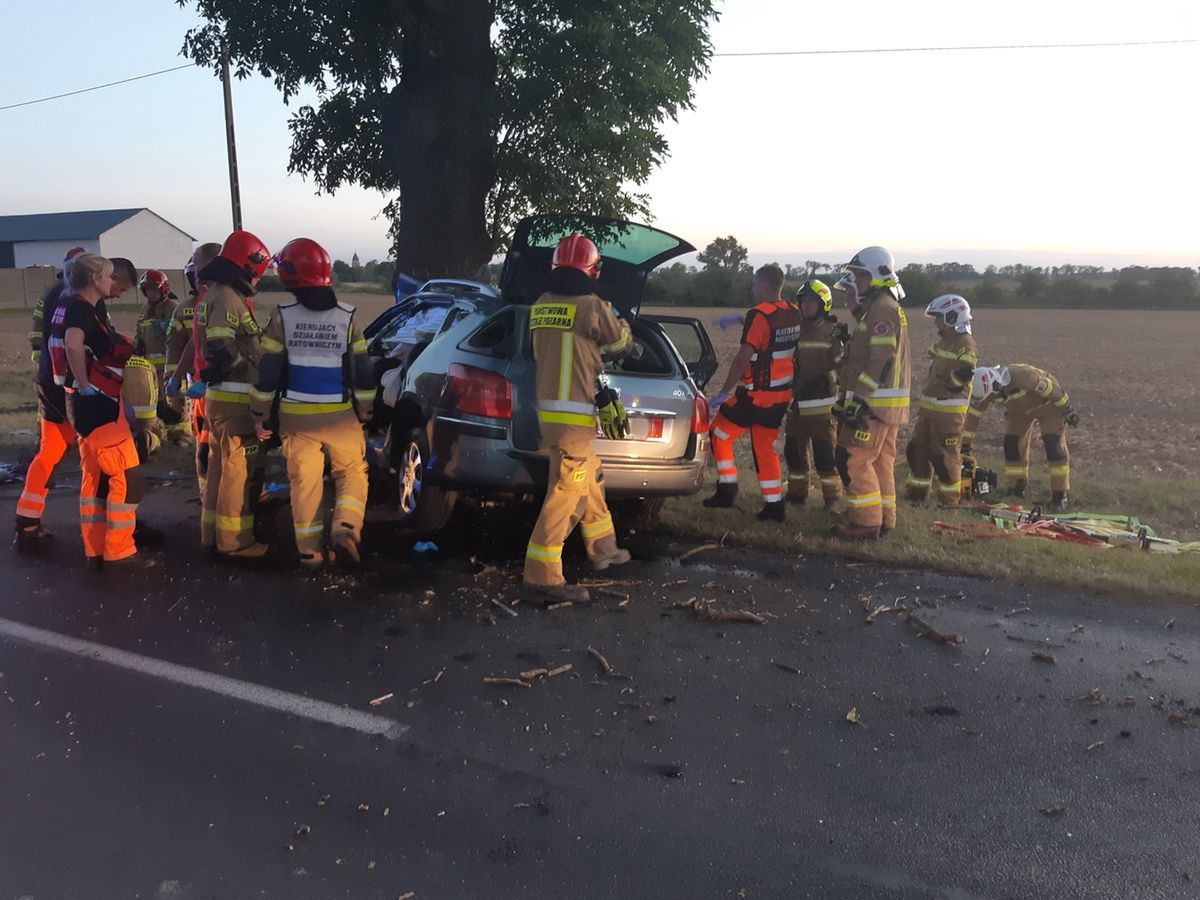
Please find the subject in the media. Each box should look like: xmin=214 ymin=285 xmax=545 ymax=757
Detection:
xmin=612 ymin=497 xmax=666 ymax=529
xmin=394 ymin=426 xmax=455 ymax=532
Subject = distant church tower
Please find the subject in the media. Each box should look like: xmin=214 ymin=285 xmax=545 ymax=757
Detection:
xmin=351 ymin=252 xmax=361 ymax=269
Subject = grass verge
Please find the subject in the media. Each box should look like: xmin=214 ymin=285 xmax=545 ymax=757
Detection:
xmin=660 ymin=455 xmax=1200 ymax=603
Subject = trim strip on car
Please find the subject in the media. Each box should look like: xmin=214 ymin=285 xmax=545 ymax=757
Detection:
xmin=435 ymin=415 xmax=508 ymax=440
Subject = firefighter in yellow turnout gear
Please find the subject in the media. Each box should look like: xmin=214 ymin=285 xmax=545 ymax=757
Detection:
xmin=965 ymin=364 xmax=1079 ymax=511
xmin=196 ymin=231 xmax=272 ymax=557
xmin=832 ymin=246 xmax=912 ymax=540
xmin=784 ymin=279 xmax=845 ymax=508
xmin=904 ymin=294 xmax=978 ymax=505
xmin=251 ymin=238 xmax=375 ymax=570
xmin=524 ymin=234 xmax=634 ymax=603
xmin=134 ymin=270 xmax=178 ymax=381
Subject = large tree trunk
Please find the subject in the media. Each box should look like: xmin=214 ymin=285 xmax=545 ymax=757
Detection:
xmin=383 ymin=0 xmax=496 ymax=278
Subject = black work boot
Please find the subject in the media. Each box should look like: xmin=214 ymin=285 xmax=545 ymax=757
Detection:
xmin=1048 ymin=492 xmax=1069 ymax=513
xmin=14 ymin=523 xmax=53 ymax=553
xmin=756 ymin=502 xmax=786 ymax=523
xmin=702 ymin=483 xmax=738 ymax=508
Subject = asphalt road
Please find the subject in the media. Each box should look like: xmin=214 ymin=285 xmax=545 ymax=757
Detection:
xmin=1 ymin=472 xmax=1198 ymax=900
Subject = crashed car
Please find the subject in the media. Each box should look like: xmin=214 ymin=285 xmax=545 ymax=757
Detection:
xmin=365 ymin=215 xmax=719 ymax=531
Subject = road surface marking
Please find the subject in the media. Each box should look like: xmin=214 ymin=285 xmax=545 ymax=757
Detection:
xmin=0 ymin=616 xmax=409 ymax=741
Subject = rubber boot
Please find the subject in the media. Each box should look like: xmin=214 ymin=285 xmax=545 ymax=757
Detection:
xmin=14 ymin=523 xmax=53 ymax=553
xmin=106 ymin=554 xmax=158 ymax=572
xmin=702 ymin=483 xmax=738 ymax=509
xmin=756 ymin=502 xmax=785 ymax=523
xmin=786 ymin=485 xmax=807 ymax=506
xmin=831 ymin=523 xmax=881 ymax=541
xmin=528 ymin=582 xmax=591 ymax=604
xmin=1048 ymin=491 xmax=1069 ymax=513
xmin=591 ymin=547 xmax=632 ymax=572
xmin=220 ymin=542 xmax=271 ymax=560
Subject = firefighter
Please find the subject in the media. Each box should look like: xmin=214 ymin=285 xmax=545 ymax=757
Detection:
xmin=165 ymin=243 xmax=223 ymax=498
xmin=195 ymin=231 xmax=272 ymax=558
xmin=58 ymin=254 xmax=152 ymax=571
xmin=524 ymin=233 xmax=634 ymax=603
xmin=704 ymin=264 xmax=802 ymax=522
xmin=251 ymin=238 xmax=375 ymax=570
xmin=964 ymin=364 xmax=1079 ymax=511
xmin=831 ymin=246 xmax=911 ymax=540
xmin=15 ymin=253 xmax=135 ymax=550
xmin=783 ymin=279 xmax=845 ymax=509
xmin=904 ymin=294 xmax=978 ymax=505
xmin=134 ymin=269 xmax=178 ymax=382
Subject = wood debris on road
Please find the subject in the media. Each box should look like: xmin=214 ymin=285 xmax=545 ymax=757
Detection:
xmin=679 ymin=543 xmax=721 ymax=562
xmin=586 ymin=646 xmax=615 ymax=676
xmin=490 ymin=597 xmax=519 ymax=618
xmin=369 ymin=692 xmax=394 ymax=707
xmin=484 ymin=677 xmax=532 ymax=688
xmin=906 ymin=613 xmax=966 ymax=645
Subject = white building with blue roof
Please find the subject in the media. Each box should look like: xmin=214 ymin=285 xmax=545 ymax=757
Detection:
xmin=0 ymin=208 xmax=194 ymax=270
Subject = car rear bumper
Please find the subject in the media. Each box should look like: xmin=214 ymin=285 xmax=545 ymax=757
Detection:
xmin=418 ymin=415 xmax=707 ymax=498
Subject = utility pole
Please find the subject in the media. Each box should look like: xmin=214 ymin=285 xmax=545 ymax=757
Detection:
xmin=220 ymin=46 xmax=243 ymax=232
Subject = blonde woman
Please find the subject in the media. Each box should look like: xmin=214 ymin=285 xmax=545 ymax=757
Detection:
xmin=53 ymin=253 xmax=153 ymax=571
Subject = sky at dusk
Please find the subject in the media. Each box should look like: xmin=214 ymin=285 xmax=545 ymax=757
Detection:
xmin=1 ymin=0 xmax=1196 ymax=269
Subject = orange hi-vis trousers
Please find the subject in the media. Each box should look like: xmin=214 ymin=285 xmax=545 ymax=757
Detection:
xmin=709 ymin=394 xmax=789 ymax=503
xmin=837 ymin=418 xmax=900 ymax=529
xmin=78 ymin=415 xmax=142 ymax=562
xmin=16 ymin=418 xmax=76 ymax=523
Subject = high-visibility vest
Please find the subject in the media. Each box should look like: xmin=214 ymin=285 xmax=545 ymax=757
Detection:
xmin=278 ymin=301 xmax=353 ymax=408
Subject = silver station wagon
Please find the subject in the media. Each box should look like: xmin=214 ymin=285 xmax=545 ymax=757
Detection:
xmin=366 ymin=215 xmax=719 ymax=531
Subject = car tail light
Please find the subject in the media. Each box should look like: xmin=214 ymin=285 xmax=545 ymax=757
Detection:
xmin=691 ymin=395 xmax=709 ymax=434
xmin=449 ymin=363 xmax=512 ymax=419
xmin=646 ymin=417 xmax=664 ymax=440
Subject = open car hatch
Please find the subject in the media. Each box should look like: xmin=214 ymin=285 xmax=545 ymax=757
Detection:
xmin=499 ymin=214 xmax=696 ymax=318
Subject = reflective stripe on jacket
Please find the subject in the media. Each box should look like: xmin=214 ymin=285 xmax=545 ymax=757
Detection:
xmin=919 ymin=330 xmax=977 ymax=414
xmin=531 ymin=292 xmax=629 ymax=430
xmin=840 ymin=290 xmax=911 ymax=425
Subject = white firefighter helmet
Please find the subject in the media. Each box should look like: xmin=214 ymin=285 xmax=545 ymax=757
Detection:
xmin=925 ymin=293 xmax=973 ymax=334
xmin=972 ymin=365 xmax=1010 ymax=401
xmin=838 ymin=245 xmax=905 ymax=301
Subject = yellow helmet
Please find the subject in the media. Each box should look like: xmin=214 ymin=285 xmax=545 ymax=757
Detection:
xmin=796 ymin=279 xmax=833 ymax=314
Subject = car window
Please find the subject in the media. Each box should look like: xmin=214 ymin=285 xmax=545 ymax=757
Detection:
xmin=460 ymin=308 xmax=516 ymax=358
xmin=607 ymin=331 xmax=671 ymax=376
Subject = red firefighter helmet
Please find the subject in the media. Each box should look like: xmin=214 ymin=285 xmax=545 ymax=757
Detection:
xmin=552 ymin=233 xmax=602 ymax=278
xmin=139 ymin=268 xmax=171 ymax=298
xmin=217 ymin=230 xmax=272 ymax=285
xmin=273 ymin=238 xmax=332 ymax=289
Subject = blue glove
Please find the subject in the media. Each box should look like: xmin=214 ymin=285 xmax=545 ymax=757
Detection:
xmin=165 ymin=376 xmax=181 ymax=399
xmin=77 ymin=384 xmax=99 ymax=397
xmin=708 ymin=391 xmax=730 ymax=416
xmin=717 ymin=314 xmax=743 ymax=331
xmin=186 ymin=381 xmax=207 ymax=399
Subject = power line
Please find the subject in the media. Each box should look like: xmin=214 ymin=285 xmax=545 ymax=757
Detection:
xmin=2 ymin=36 xmax=1194 ymax=112
xmin=713 ymin=37 xmax=1198 ymax=57
xmin=0 ymin=62 xmax=197 ymax=112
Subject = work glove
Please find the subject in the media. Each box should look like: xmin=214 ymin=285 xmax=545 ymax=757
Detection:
xmin=832 ymin=322 xmax=850 ymax=344
xmin=717 ymin=314 xmax=743 ymax=331
xmin=844 ymin=397 xmax=870 ymax=428
xmin=953 ymin=363 xmax=975 ymax=387
xmin=165 ymin=376 xmax=181 ymax=399
xmin=31 ymin=349 xmax=41 ymax=364
xmin=185 ymin=381 xmax=207 ymax=399
xmin=831 ymin=397 xmax=848 ymax=420
xmin=708 ymin=391 xmax=730 ymax=417
xmin=594 ymin=386 xmax=629 ymax=441
xmin=1065 ymin=408 xmax=1080 ymax=428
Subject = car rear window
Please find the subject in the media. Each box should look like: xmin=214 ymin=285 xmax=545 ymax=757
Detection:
xmin=460 ymin=308 xmax=517 ymax=358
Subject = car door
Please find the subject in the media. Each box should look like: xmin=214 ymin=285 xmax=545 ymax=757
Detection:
xmin=640 ymin=314 xmax=718 ymax=391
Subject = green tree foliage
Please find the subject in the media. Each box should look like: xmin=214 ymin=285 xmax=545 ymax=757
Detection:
xmin=178 ymin=0 xmax=716 ymax=278
xmin=696 ymin=236 xmax=749 ymax=272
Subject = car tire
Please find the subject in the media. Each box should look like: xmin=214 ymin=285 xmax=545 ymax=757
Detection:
xmin=393 ymin=425 xmax=456 ymax=532
xmin=612 ymin=497 xmax=666 ymax=529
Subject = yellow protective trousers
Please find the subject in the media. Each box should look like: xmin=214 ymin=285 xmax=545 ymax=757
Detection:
xmin=904 ymin=409 xmax=966 ymax=505
xmin=837 ymin=419 xmax=900 ymax=529
xmin=204 ymin=416 xmax=265 ymax=553
xmin=524 ymin=425 xmax=618 ymax=587
xmin=280 ymin=411 xmax=368 ymax=559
